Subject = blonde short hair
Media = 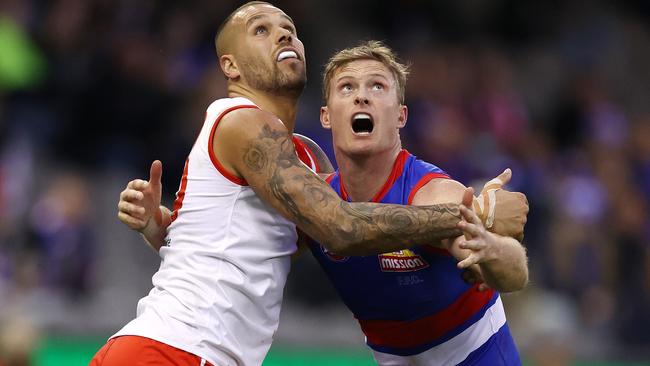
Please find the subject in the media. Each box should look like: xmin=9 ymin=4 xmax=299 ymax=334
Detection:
xmin=322 ymin=40 xmax=410 ymax=104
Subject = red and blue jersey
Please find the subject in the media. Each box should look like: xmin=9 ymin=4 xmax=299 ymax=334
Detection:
xmin=309 ymin=150 xmax=517 ymax=362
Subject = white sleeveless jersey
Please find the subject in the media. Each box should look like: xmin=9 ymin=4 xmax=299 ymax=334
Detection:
xmin=113 ymin=97 xmax=320 ymax=366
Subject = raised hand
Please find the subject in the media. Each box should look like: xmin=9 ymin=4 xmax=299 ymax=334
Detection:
xmin=117 ymin=160 xmax=164 ymax=232
xmin=474 ymin=168 xmax=528 ymax=241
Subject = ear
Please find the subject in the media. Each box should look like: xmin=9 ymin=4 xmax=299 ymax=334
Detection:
xmin=320 ymin=106 xmax=331 ymax=129
xmin=220 ymin=55 xmax=240 ymax=80
xmin=397 ymin=104 xmax=408 ymax=129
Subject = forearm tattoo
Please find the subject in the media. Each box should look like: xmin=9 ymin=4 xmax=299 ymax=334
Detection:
xmin=243 ymin=124 xmax=462 ymax=255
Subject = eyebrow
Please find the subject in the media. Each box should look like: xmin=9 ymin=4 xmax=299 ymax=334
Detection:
xmin=245 ymin=13 xmax=295 ymax=29
xmin=335 ymin=73 xmax=391 ymax=82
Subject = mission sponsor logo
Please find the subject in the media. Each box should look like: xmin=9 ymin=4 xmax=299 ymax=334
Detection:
xmin=379 ymin=249 xmax=429 ymax=272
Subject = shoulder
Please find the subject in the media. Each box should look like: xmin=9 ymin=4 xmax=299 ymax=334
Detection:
xmin=219 ymin=107 xmax=288 ymax=138
xmin=408 ymin=152 xmax=449 ymax=177
xmin=206 ymin=97 xmax=257 ymax=117
xmin=212 ymin=107 xmax=292 ymax=176
xmin=411 ymin=178 xmax=466 ymax=205
xmin=293 ymin=133 xmax=334 ymax=174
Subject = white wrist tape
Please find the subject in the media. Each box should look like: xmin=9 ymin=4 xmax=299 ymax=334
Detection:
xmin=473 ymin=175 xmax=504 ymax=229
xmin=485 ymin=189 xmax=497 ymax=229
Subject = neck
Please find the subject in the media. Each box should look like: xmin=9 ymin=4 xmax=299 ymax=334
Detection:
xmin=228 ymin=84 xmax=299 ymax=132
xmin=336 ymin=144 xmax=402 ymax=202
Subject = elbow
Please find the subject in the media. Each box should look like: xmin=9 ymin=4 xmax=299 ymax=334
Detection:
xmin=320 ymin=237 xmax=370 ymax=257
xmin=497 ymin=244 xmax=529 ymax=293
xmin=496 ymin=268 xmax=529 ymax=293
xmin=516 ymin=266 xmax=530 ymax=291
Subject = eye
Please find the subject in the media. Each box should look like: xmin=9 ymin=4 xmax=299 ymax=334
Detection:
xmin=341 ymin=84 xmax=353 ymax=92
xmin=255 ymin=25 xmax=267 ymax=35
xmin=372 ymin=83 xmax=384 ymax=91
xmin=284 ymin=26 xmax=295 ymax=34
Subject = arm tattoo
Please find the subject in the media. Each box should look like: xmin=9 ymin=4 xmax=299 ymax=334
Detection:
xmin=243 ymin=124 xmax=462 ymax=256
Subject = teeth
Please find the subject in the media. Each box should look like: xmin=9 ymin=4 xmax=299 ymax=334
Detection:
xmin=352 ymin=112 xmax=373 ymax=135
xmin=278 ymin=51 xmax=297 ymax=61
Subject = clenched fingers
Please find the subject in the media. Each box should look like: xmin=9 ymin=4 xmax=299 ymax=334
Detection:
xmin=118 ymin=200 xmax=146 ymax=217
xmin=127 ymin=179 xmax=149 ymax=191
xmin=120 ymin=188 xmax=144 ymax=202
xmin=117 ymin=211 xmax=147 ymax=230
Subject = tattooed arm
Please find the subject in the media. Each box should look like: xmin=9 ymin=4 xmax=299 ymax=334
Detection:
xmin=215 ymin=109 xmax=466 ymax=256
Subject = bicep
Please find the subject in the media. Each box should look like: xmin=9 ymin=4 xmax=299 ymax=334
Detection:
xmin=216 ymin=110 xmax=342 ymax=236
xmin=411 ymin=178 xmax=467 ymax=206
xmin=410 ymin=179 xmax=467 ymax=249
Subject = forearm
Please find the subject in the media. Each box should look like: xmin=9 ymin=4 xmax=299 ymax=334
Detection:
xmin=322 ymin=201 xmax=462 ymax=256
xmin=478 ymin=235 xmax=528 ymax=292
xmin=258 ymin=168 xmax=463 ymax=256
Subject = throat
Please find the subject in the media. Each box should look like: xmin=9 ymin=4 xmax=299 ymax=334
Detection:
xmin=335 ymin=145 xmax=403 ymax=202
xmin=339 ymin=158 xmax=396 ymax=203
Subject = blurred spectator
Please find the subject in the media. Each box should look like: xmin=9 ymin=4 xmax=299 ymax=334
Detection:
xmin=28 ymin=172 xmax=94 ymax=298
xmin=0 ymin=316 xmax=40 ymax=366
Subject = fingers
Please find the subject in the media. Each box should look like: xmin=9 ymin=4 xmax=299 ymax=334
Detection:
xmin=126 ymin=179 xmax=149 ymax=191
xmin=482 ymin=168 xmax=511 ymax=192
xmin=118 ymin=200 xmax=146 ymax=216
xmin=461 ymin=187 xmax=474 ymax=208
xmin=459 ymin=205 xmax=482 ymax=226
xmin=120 ymin=187 xmax=144 ymax=202
xmin=117 ymin=211 xmax=147 ymax=230
xmin=459 ymin=239 xmax=485 ymax=251
xmin=497 ymin=168 xmax=512 ymax=185
xmin=458 ymin=253 xmax=480 ymax=269
xmin=149 ymin=160 xmax=163 ymax=188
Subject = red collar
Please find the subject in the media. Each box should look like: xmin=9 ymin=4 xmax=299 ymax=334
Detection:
xmin=340 ymin=150 xmax=409 ymax=202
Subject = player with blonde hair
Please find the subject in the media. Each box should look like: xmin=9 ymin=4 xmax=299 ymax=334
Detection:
xmin=313 ymin=40 xmax=526 ymax=365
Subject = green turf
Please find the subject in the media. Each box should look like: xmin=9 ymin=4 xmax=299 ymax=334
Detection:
xmin=31 ymin=337 xmax=650 ymax=366
xmin=32 ymin=337 xmax=376 ymax=366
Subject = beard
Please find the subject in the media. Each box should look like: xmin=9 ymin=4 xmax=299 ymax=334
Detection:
xmin=239 ymin=56 xmax=306 ymax=98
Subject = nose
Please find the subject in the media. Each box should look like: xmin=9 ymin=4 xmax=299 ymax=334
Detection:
xmin=354 ymin=95 xmax=370 ymax=105
xmin=277 ymin=28 xmax=293 ymax=44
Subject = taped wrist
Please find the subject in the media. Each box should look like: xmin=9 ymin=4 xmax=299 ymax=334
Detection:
xmin=473 ymin=181 xmax=503 ymax=230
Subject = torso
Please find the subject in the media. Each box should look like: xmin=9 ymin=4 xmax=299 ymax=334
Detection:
xmin=113 ymin=97 xmax=321 ymax=366
xmin=310 ymin=150 xmax=506 ymax=360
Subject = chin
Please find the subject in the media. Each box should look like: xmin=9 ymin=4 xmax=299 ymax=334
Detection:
xmin=278 ymin=72 xmax=306 ymax=95
xmin=344 ymin=142 xmax=377 ymax=158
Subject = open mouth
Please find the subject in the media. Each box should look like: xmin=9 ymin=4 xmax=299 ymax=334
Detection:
xmin=352 ymin=113 xmax=374 ymax=134
xmin=277 ymin=50 xmax=299 ymax=62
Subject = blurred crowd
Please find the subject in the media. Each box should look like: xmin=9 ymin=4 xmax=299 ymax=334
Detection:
xmin=1 ymin=0 xmax=649 ymax=364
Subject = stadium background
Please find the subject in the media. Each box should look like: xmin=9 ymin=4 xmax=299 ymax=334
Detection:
xmin=1 ymin=0 xmax=650 ymax=364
